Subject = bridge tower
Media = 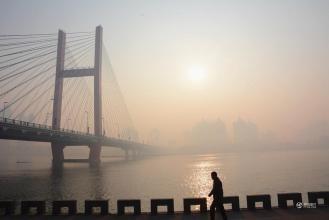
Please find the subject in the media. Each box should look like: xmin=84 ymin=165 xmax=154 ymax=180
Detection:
xmin=51 ymin=26 xmax=103 ymax=165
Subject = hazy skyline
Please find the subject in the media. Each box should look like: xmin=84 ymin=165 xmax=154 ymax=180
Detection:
xmin=1 ymin=0 xmax=328 ymax=147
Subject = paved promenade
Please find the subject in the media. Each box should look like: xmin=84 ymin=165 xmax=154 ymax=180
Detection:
xmin=2 ymin=208 xmax=329 ymax=220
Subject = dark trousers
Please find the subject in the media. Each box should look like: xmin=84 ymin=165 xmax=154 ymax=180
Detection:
xmin=210 ymin=198 xmax=227 ymax=220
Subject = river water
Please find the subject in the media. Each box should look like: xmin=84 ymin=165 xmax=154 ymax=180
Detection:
xmin=0 ymin=148 xmax=328 ymax=213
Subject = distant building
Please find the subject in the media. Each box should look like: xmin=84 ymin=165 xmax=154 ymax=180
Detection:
xmin=188 ymin=119 xmax=229 ymax=152
xmin=233 ymin=118 xmax=259 ymax=148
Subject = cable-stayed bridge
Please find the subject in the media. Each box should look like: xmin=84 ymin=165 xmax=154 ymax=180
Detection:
xmin=0 ymin=26 xmax=153 ymax=165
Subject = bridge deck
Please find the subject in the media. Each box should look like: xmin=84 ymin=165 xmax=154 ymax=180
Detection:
xmin=0 ymin=117 xmax=152 ymax=151
xmin=2 ymin=208 xmax=329 ymax=220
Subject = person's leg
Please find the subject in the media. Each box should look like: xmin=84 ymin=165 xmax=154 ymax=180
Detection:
xmin=216 ymin=201 xmax=221 ymax=213
xmin=210 ymin=200 xmax=216 ymax=220
xmin=219 ymin=202 xmax=227 ymax=220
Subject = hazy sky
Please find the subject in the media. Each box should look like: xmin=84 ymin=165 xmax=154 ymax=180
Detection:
xmin=1 ymin=0 xmax=328 ymax=144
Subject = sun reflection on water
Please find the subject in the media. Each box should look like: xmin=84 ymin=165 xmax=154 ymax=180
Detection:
xmin=184 ymin=155 xmax=225 ymax=210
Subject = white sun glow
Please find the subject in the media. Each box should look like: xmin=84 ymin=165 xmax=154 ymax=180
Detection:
xmin=187 ymin=66 xmax=206 ymax=82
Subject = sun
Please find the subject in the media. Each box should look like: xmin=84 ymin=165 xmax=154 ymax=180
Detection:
xmin=187 ymin=66 xmax=206 ymax=82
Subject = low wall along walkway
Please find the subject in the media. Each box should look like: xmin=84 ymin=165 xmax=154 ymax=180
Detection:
xmin=0 ymin=191 xmax=328 ymax=216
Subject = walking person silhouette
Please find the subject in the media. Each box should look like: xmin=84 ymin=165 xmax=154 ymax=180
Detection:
xmin=208 ymin=171 xmax=227 ymax=220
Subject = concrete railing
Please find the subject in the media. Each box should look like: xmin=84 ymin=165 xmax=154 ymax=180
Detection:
xmin=0 ymin=191 xmax=328 ymax=216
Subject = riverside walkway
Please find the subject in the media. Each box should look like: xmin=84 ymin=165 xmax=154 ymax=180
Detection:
xmin=1 ymin=208 xmax=329 ymax=220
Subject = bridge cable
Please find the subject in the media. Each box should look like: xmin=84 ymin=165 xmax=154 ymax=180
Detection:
xmin=0 ymin=44 xmax=57 ymax=58
xmin=0 ymin=50 xmax=56 ymax=71
xmin=2 ymin=73 xmax=55 ymax=116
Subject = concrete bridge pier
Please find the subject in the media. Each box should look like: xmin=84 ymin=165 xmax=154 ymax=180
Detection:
xmin=129 ymin=149 xmax=139 ymax=159
xmin=133 ymin=149 xmax=139 ymax=158
xmin=89 ymin=144 xmax=101 ymax=165
xmin=124 ymin=149 xmax=138 ymax=160
xmin=124 ymin=149 xmax=129 ymax=160
xmin=51 ymin=143 xmax=65 ymax=164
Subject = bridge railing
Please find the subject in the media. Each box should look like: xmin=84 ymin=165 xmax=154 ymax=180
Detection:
xmin=0 ymin=117 xmax=93 ymax=137
xmin=0 ymin=117 xmax=51 ymax=130
xmin=0 ymin=117 xmax=149 ymax=147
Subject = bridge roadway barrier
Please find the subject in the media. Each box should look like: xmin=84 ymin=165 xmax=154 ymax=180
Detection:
xmin=0 ymin=191 xmax=328 ymax=216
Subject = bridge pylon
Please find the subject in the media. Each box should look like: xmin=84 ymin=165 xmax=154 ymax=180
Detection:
xmin=51 ymin=26 xmax=103 ymax=165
